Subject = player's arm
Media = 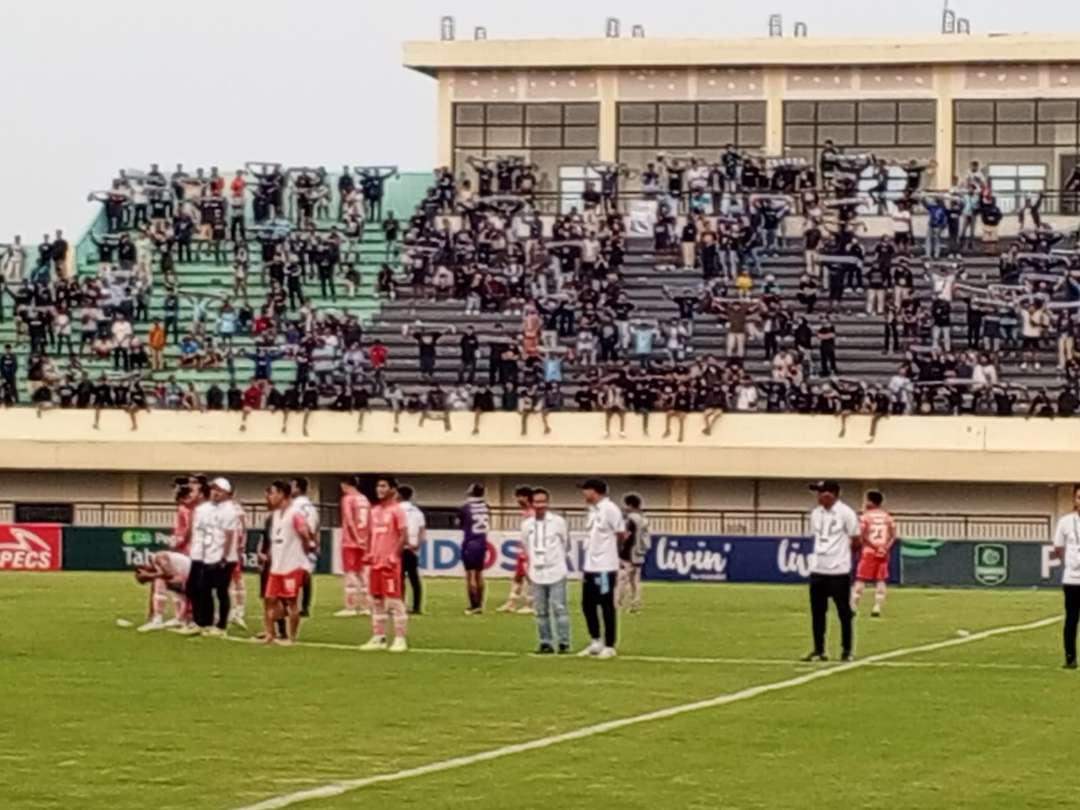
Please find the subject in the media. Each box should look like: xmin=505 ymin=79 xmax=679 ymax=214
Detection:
xmin=1052 ymin=520 xmax=1067 ymax=561
xmin=884 ymin=515 xmax=898 ymax=553
xmin=293 ymin=513 xmax=317 ymax=553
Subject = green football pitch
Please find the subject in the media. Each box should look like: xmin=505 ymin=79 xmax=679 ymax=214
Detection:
xmin=2 ymin=573 xmax=1077 ymax=809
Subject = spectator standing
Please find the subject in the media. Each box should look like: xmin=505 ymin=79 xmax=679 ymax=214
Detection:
xmin=578 ymin=479 xmax=625 ymax=659
xmin=397 ymin=485 xmax=426 ymax=615
xmin=802 ymin=480 xmax=859 ymax=662
xmin=523 ymin=487 xmax=571 ymax=654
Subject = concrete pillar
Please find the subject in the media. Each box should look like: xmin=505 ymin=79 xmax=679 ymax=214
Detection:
xmin=436 ymin=72 xmax=454 ymax=168
xmin=933 ymin=65 xmax=960 ymax=189
xmin=668 ymin=477 xmax=691 ymax=510
xmin=1055 ymin=484 xmax=1076 ymax=523
xmin=764 ymin=67 xmax=785 ymax=155
xmin=598 ymin=69 xmax=618 ymax=162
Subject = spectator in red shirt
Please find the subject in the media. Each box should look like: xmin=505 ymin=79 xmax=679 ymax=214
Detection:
xmin=369 ymin=339 xmax=388 ymax=393
xmin=241 ymin=379 xmax=265 ymax=432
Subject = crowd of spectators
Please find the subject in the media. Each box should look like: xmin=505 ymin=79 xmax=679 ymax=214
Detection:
xmin=2 ymin=146 xmax=1080 ymax=435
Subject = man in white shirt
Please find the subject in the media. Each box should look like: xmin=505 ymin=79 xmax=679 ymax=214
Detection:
xmin=187 ymin=481 xmax=216 ymax=635
xmin=397 ymin=485 xmax=426 ymax=615
xmin=803 ymin=480 xmax=860 ymax=662
xmin=208 ymin=478 xmax=246 ymax=634
xmin=290 ymin=477 xmax=319 ymax=618
xmin=1051 ymin=484 xmax=1080 ymax=669
xmin=579 ymin=479 xmax=627 ymax=659
xmin=523 ymin=487 xmax=571 ymax=654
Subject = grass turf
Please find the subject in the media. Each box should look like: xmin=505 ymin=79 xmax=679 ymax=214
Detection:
xmin=0 ymin=573 xmax=1073 ymax=809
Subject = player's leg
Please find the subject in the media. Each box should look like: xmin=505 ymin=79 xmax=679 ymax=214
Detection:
xmin=850 ymin=578 xmax=866 ymax=612
xmin=630 ymin=563 xmax=643 ymax=611
xmin=361 ymin=569 xmax=390 ymax=649
xmin=387 ymin=567 xmax=409 ymax=652
xmin=872 ymin=579 xmax=887 ymax=617
xmin=338 ymin=571 xmax=361 ymax=616
xmin=476 ymin=569 xmax=486 ymax=611
xmin=598 ymin=571 xmax=617 ymax=654
xmin=615 ymin=560 xmax=630 ymax=610
xmin=358 ymin=564 xmax=372 ymax=614
xmin=229 ymin=565 xmax=247 ymax=629
xmin=533 ymin=583 xmax=553 ymax=651
xmin=578 ymin=573 xmax=603 ymax=656
xmin=284 ymin=598 xmax=301 ymax=643
xmin=140 ymin=578 xmax=169 ymax=631
xmin=262 ymin=596 xmax=280 ymax=645
xmin=831 ymin=574 xmax=854 ymax=659
xmin=806 ymin=575 xmax=828 ymax=658
xmin=1064 ymin=585 xmax=1080 ymax=668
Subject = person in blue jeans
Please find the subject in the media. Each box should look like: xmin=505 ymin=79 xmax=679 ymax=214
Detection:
xmin=922 ymin=196 xmax=949 ymax=259
xmin=522 ymin=488 xmax=572 ymax=654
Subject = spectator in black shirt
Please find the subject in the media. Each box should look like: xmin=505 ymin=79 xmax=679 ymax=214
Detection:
xmin=459 ymin=326 xmax=479 ymax=384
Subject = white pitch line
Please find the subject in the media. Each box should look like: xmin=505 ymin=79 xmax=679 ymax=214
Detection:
xmin=230 ymin=615 xmax=1059 ymax=810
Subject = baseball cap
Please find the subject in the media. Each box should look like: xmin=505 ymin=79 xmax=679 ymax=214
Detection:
xmin=579 ymin=478 xmax=608 ymax=495
xmin=210 ymin=477 xmax=233 ymax=494
xmin=808 ymin=480 xmax=840 ymax=495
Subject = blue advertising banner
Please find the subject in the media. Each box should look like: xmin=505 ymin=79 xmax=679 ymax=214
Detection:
xmin=642 ymin=535 xmax=901 ymax=584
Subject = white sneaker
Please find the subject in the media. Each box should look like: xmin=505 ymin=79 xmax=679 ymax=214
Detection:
xmin=389 ymin=636 xmax=409 ymax=653
xmin=515 ymin=606 xmax=536 ymax=615
xmin=173 ymin=624 xmax=200 ymax=636
xmin=275 ymin=638 xmax=294 ymax=647
xmin=162 ymin=617 xmax=182 ymax=629
xmin=577 ymin=640 xmax=603 ymax=657
xmin=333 ymin=608 xmax=359 ymax=618
xmin=137 ymin=616 xmax=165 ymax=633
xmin=597 ymin=647 xmax=618 ymax=659
xmin=360 ymin=636 xmax=388 ymax=651
xmin=231 ymin=613 xmax=248 ymax=630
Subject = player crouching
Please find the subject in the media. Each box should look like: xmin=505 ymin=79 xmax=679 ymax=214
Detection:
xmin=136 ymin=551 xmax=192 ymax=631
xmin=263 ymin=479 xmax=318 ymax=646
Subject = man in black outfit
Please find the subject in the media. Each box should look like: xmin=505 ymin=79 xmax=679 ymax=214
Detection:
xmin=802 ymin=481 xmax=860 ymax=662
xmin=1051 ymin=485 xmax=1080 ymax=669
xmin=397 ymin=485 xmax=425 ymax=615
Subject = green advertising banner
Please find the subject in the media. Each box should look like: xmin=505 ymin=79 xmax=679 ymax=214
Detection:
xmin=62 ymin=527 xmax=332 ymax=573
xmin=900 ymin=539 xmax=1059 ymax=588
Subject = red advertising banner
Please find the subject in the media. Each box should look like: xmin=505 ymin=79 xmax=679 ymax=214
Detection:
xmin=0 ymin=524 xmax=63 ymax=571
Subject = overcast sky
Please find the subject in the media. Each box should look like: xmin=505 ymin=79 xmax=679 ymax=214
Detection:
xmin=2 ymin=0 xmax=1079 ymax=239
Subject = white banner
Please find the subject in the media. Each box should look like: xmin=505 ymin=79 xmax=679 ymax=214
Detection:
xmin=627 ymin=199 xmax=658 ymax=236
xmin=331 ymin=529 xmax=586 ymax=579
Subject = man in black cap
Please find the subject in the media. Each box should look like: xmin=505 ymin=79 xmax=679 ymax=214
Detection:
xmin=803 ymin=480 xmax=860 ymax=662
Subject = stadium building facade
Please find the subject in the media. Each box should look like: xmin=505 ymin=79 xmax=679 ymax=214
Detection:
xmin=406 ymin=33 xmax=1080 ymax=209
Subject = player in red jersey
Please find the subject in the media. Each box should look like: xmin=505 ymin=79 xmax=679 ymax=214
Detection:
xmin=335 ymin=475 xmax=372 ymax=618
xmin=851 ymin=490 xmax=897 ymax=618
xmin=263 ymin=479 xmax=317 ymax=645
xmin=360 ymin=476 xmax=409 ymax=652
xmin=496 ymin=485 xmax=536 ymax=614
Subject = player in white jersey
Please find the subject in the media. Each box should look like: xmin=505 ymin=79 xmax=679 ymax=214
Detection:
xmin=264 ymin=479 xmax=317 ymax=644
xmin=135 ymin=551 xmax=192 ymax=629
xmin=291 ymin=476 xmax=319 ymax=618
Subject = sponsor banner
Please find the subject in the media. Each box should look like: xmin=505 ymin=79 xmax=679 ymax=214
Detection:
xmin=331 ymin=529 xmax=586 ymax=579
xmin=0 ymin=524 xmax=63 ymax=571
xmin=62 ymin=527 xmax=332 ymax=573
xmin=901 ymin=539 xmax=1058 ymax=588
xmin=627 ymin=199 xmax=658 ymax=236
xmin=642 ymin=535 xmax=901 ymax=584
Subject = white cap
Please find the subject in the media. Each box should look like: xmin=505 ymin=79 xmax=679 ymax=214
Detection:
xmin=210 ymin=477 xmax=233 ymax=494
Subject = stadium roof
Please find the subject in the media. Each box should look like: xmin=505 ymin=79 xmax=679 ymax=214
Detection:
xmin=403 ymin=33 xmax=1080 ymax=76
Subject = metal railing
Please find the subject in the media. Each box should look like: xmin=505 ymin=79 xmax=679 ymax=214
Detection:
xmin=46 ymin=501 xmax=1051 ymax=541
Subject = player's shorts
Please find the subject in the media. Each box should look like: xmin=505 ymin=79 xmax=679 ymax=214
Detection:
xmin=369 ymin=565 xmax=402 ymax=599
xmin=266 ymin=569 xmax=306 ymax=600
xmin=856 ymin=552 xmax=890 ymax=583
xmin=461 ymin=542 xmax=487 ymax=572
xmin=514 ymin=552 xmax=528 ymax=580
xmin=341 ymin=546 xmax=368 ymax=574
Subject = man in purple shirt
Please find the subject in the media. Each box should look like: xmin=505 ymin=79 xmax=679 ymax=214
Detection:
xmin=461 ymin=483 xmax=490 ymax=615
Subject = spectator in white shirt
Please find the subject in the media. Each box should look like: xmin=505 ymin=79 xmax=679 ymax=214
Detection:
xmin=523 ymin=488 xmax=571 ymax=654
xmin=397 ymin=485 xmax=426 ymax=615
xmin=578 ymin=478 xmax=627 ymax=659
xmin=802 ymin=480 xmax=860 ymax=663
xmin=1052 ymin=485 xmax=1080 ymax=669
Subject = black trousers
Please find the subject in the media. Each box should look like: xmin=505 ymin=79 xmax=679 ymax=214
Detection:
xmin=213 ymin=562 xmax=236 ymax=630
xmin=401 ymin=548 xmax=422 ymax=613
xmin=1065 ymin=585 xmax=1080 ymax=663
xmin=809 ymin=573 xmax=853 ymax=656
xmin=186 ymin=560 xmax=214 ymax=628
xmin=301 ymin=571 xmax=313 ymax=616
xmin=582 ymin=571 xmax=617 ymax=647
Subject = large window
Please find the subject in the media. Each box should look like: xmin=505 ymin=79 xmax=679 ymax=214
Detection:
xmin=954 ymin=99 xmax=1080 ymax=211
xmin=452 ymin=103 xmax=600 ymax=199
xmin=783 ymin=100 xmax=936 ymax=168
xmin=616 ymin=101 xmax=767 ymax=183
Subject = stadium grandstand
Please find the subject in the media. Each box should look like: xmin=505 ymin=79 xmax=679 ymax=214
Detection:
xmin=8 ymin=10 xmax=1080 ymax=809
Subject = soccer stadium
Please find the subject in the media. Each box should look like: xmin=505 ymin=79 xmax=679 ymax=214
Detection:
xmin=6 ymin=3 xmax=1080 ymax=808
